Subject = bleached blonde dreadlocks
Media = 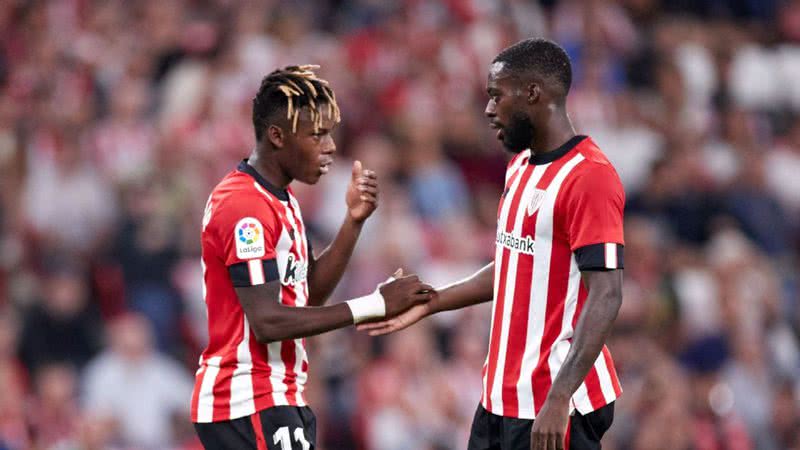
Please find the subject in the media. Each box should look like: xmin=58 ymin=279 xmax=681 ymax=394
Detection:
xmin=252 ymin=65 xmax=341 ymax=141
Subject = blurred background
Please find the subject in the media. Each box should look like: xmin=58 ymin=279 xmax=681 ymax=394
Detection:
xmin=0 ymin=0 xmax=799 ymax=449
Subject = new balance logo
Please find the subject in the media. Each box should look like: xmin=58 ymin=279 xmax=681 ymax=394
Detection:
xmin=282 ymin=254 xmax=308 ymax=286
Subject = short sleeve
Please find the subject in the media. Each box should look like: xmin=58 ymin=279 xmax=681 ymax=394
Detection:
xmin=565 ymin=164 xmax=625 ymax=271
xmin=214 ymin=193 xmax=281 ymax=286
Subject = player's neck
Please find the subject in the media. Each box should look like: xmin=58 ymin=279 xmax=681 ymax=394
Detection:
xmin=529 ymin=113 xmax=575 ymax=156
xmin=247 ymin=150 xmax=292 ymax=189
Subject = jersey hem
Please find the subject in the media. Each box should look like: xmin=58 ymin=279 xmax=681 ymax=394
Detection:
xmin=479 ymin=391 xmax=622 ymax=420
xmin=191 ymin=393 xmax=308 ymax=424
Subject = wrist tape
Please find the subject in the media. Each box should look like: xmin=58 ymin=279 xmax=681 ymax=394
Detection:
xmin=345 ymin=277 xmax=393 ymax=324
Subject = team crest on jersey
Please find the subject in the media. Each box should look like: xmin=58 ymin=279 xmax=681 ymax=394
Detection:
xmin=527 ymin=189 xmax=547 ymax=216
xmin=235 ymin=217 xmax=265 ymax=259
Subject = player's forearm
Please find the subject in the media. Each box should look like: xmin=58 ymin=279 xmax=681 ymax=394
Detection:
xmin=430 ymin=263 xmax=495 ymax=314
xmin=252 ymin=302 xmax=356 ymax=343
xmin=545 ymin=271 xmax=622 ymax=404
xmin=306 ymin=216 xmax=363 ymax=306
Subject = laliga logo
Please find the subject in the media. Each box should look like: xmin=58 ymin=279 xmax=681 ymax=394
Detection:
xmin=238 ymin=222 xmax=261 ymax=245
xmin=235 ymin=217 xmax=265 ymax=259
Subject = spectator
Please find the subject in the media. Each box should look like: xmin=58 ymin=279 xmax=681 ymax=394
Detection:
xmin=28 ymin=363 xmax=81 ymax=449
xmin=82 ymin=313 xmax=193 ymax=449
xmin=0 ymin=1 xmax=798 ymax=448
xmin=17 ymin=262 xmax=103 ymax=373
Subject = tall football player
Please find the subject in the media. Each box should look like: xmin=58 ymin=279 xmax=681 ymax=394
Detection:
xmin=360 ymin=40 xmax=625 ymax=450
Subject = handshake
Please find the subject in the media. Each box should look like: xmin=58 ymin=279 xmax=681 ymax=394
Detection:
xmin=345 ymin=268 xmax=436 ymax=335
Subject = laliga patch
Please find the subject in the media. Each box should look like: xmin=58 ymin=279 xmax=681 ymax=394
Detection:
xmin=235 ymin=217 xmax=265 ymax=259
xmin=527 ymin=188 xmax=547 ymax=216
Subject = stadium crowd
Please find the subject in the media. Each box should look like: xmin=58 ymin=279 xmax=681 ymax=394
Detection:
xmin=0 ymin=0 xmax=799 ymax=449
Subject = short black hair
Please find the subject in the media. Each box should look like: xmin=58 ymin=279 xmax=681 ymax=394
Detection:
xmin=493 ymin=38 xmax=572 ymax=98
xmin=252 ymin=65 xmax=340 ymax=142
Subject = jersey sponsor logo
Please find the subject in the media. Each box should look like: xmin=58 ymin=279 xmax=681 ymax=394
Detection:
xmin=235 ymin=217 xmax=265 ymax=259
xmin=496 ymin=229 xmax=535 ymax=255
xmin=282 ymin=253 xmax=308 ymax=286
xmin=527 ymin=188 xmax=547 ymax=216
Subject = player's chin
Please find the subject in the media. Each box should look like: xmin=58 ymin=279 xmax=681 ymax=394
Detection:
xmin=301 ymin=170 xmax=323 ymax=185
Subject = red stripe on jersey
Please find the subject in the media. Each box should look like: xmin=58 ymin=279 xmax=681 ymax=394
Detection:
xmin=190 ymin=366 xmax=202 ymax=419
xmin=500 ymin=253 xmax=531 ymax=417
xmin=212 ymin=354 xmax=236 ymax=422
xmin=280 ymin=340 xmax=299 ymax=406
xmin=573 ymin=274 xmax=611 ymax=409
xmin=584 ymin=366 xmax=606 ymax=410
xmin=500 ymin=158 xmax=569 ymax=417
xmin=603 ymin=346 xmax=622 ymax=396
xmin=251 ymin=330 xmax=275 ymax=412
xmin=532 ymin=238 xmax=572 ymax=414
xmin=211 ymin=308 xmax=249 ymax=422
xmin=485 ymin=163 xmax=535 ymax=412
xmin=250 ymin=412 xmax=268 ymax=450
xmin=572 ymin=282 xmax=588 ymax=329
xmin=485 ymin=256 xmax=509 ymax=411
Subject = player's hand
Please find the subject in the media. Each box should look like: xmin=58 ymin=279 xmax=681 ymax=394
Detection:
xmin=530 ymin=397 xmax=569 ymax=450
xmin=357 ymin=302 xmax=432 ymax=336
xmin=346 ymin=160 xmax=378 ymax=223
xmin=377 ymin=271 xmax=435 ymax=317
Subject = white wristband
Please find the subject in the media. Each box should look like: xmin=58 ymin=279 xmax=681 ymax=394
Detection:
xmin=345 ymin=277 xmax=395 ymax=324
xmin=346 ymin=276 xmax=395 ymax=324
xmin=346 ymin=291 xmax=386 ymax=324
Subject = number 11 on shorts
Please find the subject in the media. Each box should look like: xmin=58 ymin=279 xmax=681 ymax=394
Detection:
xmin=273 ymin=426 xmax=310 ymax=450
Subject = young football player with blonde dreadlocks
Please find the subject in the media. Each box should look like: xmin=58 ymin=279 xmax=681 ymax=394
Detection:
xmin=191 ymin=65 xmax=435 ymax=449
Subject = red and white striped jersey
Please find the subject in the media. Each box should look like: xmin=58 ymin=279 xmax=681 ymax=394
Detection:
xmin=191 ymin=160 xmax=312 ymax=423
xmin=482 ymin=136 xmax=624 ymax=420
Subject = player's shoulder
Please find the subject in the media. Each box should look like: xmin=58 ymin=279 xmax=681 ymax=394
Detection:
xmin=562 ymin=137 xmax=624 ymax=195
xmin=570 ymin=138 xmax=620 ymax=178
xmin=575 ymin=137 xmax=615 ymax=168
xmin=207 ymin=171 xmax=280 ymax=225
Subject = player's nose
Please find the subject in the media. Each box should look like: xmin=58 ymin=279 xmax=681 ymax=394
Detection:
xmin=485 ymin=99 xmax=496 ymax=117
xmin=322 ymin=136 xmax=336 ymax=154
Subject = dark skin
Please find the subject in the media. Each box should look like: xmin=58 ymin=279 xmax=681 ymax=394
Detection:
xmin=531 ymin=270 xmax=621 ymax=450
xmin=239 ymin=106 xmax=433 ymax=343
xmin=359 ymin=62 xmax=624 ymax=450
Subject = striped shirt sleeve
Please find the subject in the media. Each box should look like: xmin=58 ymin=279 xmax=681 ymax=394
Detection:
xmin=565 ymin=163 xmax=625 ymax=271
xmin=215 ymin=192 xmax=281 ymax=286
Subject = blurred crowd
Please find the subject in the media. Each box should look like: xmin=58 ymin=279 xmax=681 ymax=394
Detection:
xmin=0 ymin=0 xmax=799 ymax=449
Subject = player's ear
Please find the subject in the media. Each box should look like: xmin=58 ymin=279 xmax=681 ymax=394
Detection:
xmin=267 ymin=124 xmax=285 ymax=149
xmin=527 ymin=82 xmax=540 ymax=105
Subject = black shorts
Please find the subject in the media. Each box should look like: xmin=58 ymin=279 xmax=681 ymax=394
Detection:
xmin=194 ymin=406 xmax=316 ymax=450
xmin=467 ymin=402 xmax=614 ymax=450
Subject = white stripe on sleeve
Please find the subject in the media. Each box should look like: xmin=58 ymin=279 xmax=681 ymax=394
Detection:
xmin=248 ymin=259 xmax=265 ymax=285
xmin=605 ymin=243 xmax=617 ymax=269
